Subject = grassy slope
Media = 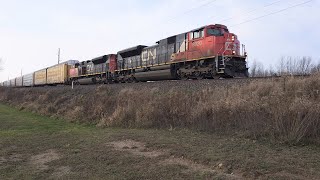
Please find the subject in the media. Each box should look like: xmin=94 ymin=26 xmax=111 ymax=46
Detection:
xmin=0 ymin=103 xmax=320 ymax=180
xmin=1 ymin=76 xmax=320 ymax=145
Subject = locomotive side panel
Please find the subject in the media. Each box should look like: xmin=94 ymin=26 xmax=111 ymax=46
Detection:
xmin=93 ymin=63 xmax=106 ymax=74
xmin=69 ymin=68 xmax=79 ymax=78
xmin=142 ymin=45 xmax=158 ymax=67
xmin=117 ymin=46 xmax=146 ymax=71
xmin=91 ymin=55 xmax=108 ymax=74
xmin=157 ymin=39 xmax=168 ymax=64
xmin=108 ymin=54 xmax=117 ymax=73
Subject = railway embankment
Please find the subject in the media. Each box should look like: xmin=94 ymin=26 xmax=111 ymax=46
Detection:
xmin=0 ymin=75 xmax=320 ymax=145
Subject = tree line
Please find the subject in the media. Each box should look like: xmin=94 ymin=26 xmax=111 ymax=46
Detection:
xmin=249 ymin=56 xmax=320 ymax=77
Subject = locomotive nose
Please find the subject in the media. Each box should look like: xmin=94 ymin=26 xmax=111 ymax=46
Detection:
xmin=226 ymin=33 xmax=237 ymax=42
xmin=225 ymin=33 xmax=240 ymax=55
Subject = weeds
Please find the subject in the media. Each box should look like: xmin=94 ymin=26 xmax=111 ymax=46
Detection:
xmin=1 ymin=75 xmax=320 ymax=144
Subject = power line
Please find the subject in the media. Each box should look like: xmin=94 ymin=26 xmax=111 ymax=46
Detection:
xmin=140 ymin=0 xmax=220 ymax=45
xmin=215 ymin=0 xmax=283 ymax=23
xmin=230 ymin=0 xmax=313 ymax=27
xmin=128 ymin=0 xmax=312 ymax=46
xmin=168 ymin=0 xmax=218 ymax=22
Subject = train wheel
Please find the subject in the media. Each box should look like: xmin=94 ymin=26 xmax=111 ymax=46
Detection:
xmin=181 ymin=75 xmax=188 ymax=81
xmin=194 ymin=72 xmax=203 ymax=80
xmin=196 ymin=75 xmax=204 ymax=80
xmin=126 ymin=78 xmax=133 ymax=83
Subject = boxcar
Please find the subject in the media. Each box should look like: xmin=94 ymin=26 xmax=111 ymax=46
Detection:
xmin=16 ymin=76 xmax=23 ymax=87
xmin=10 ymin=79 xmax=16 ymax=87
xmin=23 ymin=73 xmax=34 ymax=87
xmin=34 ymin=69 xmax=47 ymax=85
xmin=47 ymin=64 xmax=69 ymax=84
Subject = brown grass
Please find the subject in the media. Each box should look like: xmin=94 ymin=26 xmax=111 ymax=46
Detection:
xmin=1 ymin=75 xmax=320 ymax=144
xmin=1 ymin=103 xmax=320 ymax=179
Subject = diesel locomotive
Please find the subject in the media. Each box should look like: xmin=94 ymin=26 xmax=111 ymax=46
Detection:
xmin=70 ymin=24 xmax=248 ymax=85
xmin=1 ymin=24 xmax=248 ymax=87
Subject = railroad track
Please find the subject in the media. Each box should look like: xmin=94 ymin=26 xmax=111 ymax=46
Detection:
xmin=2 ymin=75 xmax=309 ymax=93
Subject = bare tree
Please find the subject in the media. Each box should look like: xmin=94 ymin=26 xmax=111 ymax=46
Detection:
xmin=298 ymin=57 xmax=312 ymax=75
xmin=250 ymin=60 xmax=258 ymax=77
xmin=277 ymin=57 xmax=286 ymax=76
xmin=277 ymin=56 xmax=313 ymax=76
xmin=250 ymin=60 xmax=274 ymax=77
xmin=311 ymin=60 xmax=320 ymax=74
xmin=256 ymin=62 xmax=265 ymax=77
xmin=268 ymin=64 xmax=277 ymax=76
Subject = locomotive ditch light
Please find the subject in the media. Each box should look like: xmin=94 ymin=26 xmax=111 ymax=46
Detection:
xmin=232 ymin=51 xmax=236 ymax=55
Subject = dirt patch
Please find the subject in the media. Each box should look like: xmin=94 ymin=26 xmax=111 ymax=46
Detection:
xmin=109 ymin=140 xmax=241 ymax=179
xmin=8 ymin=154 xmax=23 ymax=162
xmin=109 ymin=140 xmax=164 ymax=158
xmin=30 ymin=149 xmax=60 ymax=171
xmin=50 ymin=166 xmax=71 ymax=179
xmin=265 ymin=171 xmax=307 ymax=180
xmin=0 ymin=157 xmax=7 ymax=165
xmin=161 ymin=157 xmax=215 ymax=173
xmin=160 ymin=157 xmax=239 ymax=179
xmin=0 ymin=154 xmax=23 ymax=165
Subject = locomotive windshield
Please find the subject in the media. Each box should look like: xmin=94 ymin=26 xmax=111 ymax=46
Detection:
xmin=207 ymin=28 xmax=224 ymax=36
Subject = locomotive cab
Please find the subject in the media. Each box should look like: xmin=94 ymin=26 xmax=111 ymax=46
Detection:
xmin=188 ymin=25 xmax=243 ymax=57
xmin=181 ymin=24 xmax=248 ymax=78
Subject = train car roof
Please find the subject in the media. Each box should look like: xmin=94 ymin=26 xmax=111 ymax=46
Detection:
xmin=92 ymin=55 xmax=108 ymax=64
xmin=118 ymin=45 xmax=147 ymax=58
xmin=118 ymin=45 xmax=147 ymax=54
xmin=60 ymin=60 xmax=80 ymax=65
xmin=143 ymin=44 xmax=158 ymax=49
xmin=190 ymin=24 xmax=228 ymax=32
xmin=92 ymin=55 xmax=107 ymax=61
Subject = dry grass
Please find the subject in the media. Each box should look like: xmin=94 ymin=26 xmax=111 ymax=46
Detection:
xmin=1 ymin=75 xmax=320 ymax=144
xmin=2 ymin=103 xmax=320 ymax=179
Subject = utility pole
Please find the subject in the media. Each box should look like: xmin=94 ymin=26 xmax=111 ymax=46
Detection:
xmin=58 ymin=48 xmax=61 ymax=64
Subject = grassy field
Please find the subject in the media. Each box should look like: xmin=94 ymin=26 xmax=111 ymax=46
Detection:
xmin=0 ymin=103 xmax=320 ymax=180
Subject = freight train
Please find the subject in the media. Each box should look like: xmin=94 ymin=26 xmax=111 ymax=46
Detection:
xmin=1 ymin=24 xmax=248 ymax=87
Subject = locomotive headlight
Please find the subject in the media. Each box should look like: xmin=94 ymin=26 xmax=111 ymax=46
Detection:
xmin=232 ymin=36 xmax=235 ymax=41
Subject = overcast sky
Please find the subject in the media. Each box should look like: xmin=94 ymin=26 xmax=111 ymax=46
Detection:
xmin=0 ymin=0 xmax=319 ymax=81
